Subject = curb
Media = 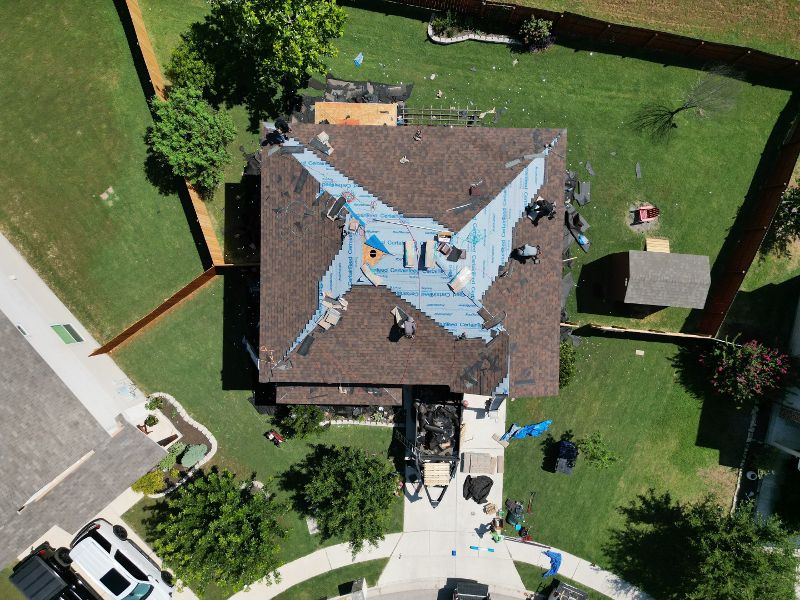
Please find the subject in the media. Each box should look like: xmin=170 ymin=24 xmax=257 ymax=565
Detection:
xmin=146 ymin=392 xmax=219 ymax=498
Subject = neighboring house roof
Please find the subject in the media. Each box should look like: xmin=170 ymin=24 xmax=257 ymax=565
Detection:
xmin=624 ymin=250 xmax=711 ymax=309
xmin=0 ymin=312 xmax=164 ymax=566
xmin=259 ymin=124 xmax=565 ymax=401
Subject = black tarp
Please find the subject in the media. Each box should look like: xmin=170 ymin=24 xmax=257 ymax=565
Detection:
xmin=462 ymin=474 xmax=493 ymax=503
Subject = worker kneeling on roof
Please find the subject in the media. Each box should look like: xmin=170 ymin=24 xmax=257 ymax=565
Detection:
xmin=404 ymin=317 xmax=417 ymax=339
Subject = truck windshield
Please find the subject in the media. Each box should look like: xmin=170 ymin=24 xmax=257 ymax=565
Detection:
xmin=122 ymin=582 xmax=153 ymax=600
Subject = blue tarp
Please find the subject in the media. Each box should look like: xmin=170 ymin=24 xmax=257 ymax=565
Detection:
xmin=543 ymin=550 xmax=562 ymax=578
xmin=500 ymin=420 xmax=552 ymax=442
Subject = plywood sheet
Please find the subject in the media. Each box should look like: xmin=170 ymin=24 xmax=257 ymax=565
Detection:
xmin=315 ymin=102 xmax=397 ymax=127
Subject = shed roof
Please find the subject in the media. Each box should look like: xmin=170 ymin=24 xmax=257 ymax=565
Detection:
xmin=624 ymin=250 xmax=711 ymax=309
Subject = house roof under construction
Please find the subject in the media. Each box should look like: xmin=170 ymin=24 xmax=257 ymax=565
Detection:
xmin=259 ymin=123 xmax=565 ymax=403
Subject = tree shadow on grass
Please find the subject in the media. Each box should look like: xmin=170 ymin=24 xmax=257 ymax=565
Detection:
xmin=603 ymin=489 xmax=697 ymax=599
xmin=671 ymin=343 xmax=752 ymax=468
xmin=278 ymin=443 xmax=335 ymax=516
xmin=143 ymin=150 xmax=180 ymax=197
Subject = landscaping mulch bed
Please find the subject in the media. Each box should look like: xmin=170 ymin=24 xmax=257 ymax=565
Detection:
xmin=163 ymin=399 xmax=209 ymax=448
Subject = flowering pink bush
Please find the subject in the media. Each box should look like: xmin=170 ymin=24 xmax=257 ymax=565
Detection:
xmin=701 ymin=340 xmax=789 ymax=407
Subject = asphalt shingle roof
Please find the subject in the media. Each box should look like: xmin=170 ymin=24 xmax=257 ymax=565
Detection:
xmin=624 ymin=251 xmax=710 ymax=309
xmin=259 ymin=124 xmax=565 ymax=401
xmin=0 ymin=312 xmax=164 ymax=566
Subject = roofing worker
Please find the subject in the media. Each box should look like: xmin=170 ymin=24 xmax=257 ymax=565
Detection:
xmin=403 ymin=316 xmax=417 ymax=339
xmin=514 ymin=244 xmax=540 ymax=264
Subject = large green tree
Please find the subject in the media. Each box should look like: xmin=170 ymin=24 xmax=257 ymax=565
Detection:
xmin=606 ymin=489 xmax=798 ymax=599
xmin=146 ymin=86 xmax=235 ymax=194
xmin=299 ymin=445 xmax=397 ymax=554
xmin=151 ymin=469 xmax=287 ymax=593
xmin=176 ymin=0 xmax=346 ymax=116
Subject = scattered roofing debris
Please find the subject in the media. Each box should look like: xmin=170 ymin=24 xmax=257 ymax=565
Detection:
xmin=636 ymin=161 xmax=642 ymax=179
xmin=293 ymin=77 xmax=414 ymax=123
xmin=258 ymin=123 xmax=566 ymax=404
xmin=414 ymin=399 xmax=460 ymax=506
xmin=585 ymin=161 xmax=595 ymax=176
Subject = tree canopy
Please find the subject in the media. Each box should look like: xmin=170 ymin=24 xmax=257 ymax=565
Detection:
xmin=146 ymin=86 xmax=235 ymax=193
xmin=276 ymin=404 xmax=326 ymax=438
xmin=762 ymin=181 xmax=800 ymax=257
xmin=151 ymin=469 xmax=287 ymax=593
xmin=174 ymin=0 xmax=346 ymax=117
xmin=297 ymin=445 xmax=397 ymax=554
xmin=606 ymin=489 xmax=798 ymax=599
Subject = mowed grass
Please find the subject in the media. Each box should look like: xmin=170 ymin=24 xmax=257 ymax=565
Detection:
xmin=503 ymin=336 xmax=744 ymax=566
xmin=140 ymin=1 xmax=789 ymax=331
xmin=0 ymin=567 xmax=24 ymax=600
xmin=272 ymin=558 xmax=387 ymax=600
xmin=515 ymin=562 xmax=611 ymax=599
xmin=512 ymin=0 xmax=799 ymax=59
xmin=114 ymin=277 xmax=402 ymax=596
xmin=138 ymin=0 xmax=259 ymax=258
xmin=0 ymin=0 xmax=202 ymax=340
xmin=325 ymin=3 xmax=790 ymax=331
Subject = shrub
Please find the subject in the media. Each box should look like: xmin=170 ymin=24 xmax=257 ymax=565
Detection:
xmin=276 ymin=404 xmax=325 ymax=438
xmin=520 ymin=17 xmax=553 ymax=50
xmin=132 ymin=470 xmax=166 ymax=495
xmin=146 ymin=86 xmax=236 ymax=194
xmin=431 ymin=11 xmax=460 ymax=37
xmin=559 ymin=341 xmax=577 ymax=388
xmin=145 ymin=396 xmax=164 ymax=411
xmin=180 ymin=444 xmax=208 ymax=468
xmin=159 ymin=442 xmax=188 ymax=470
xmin=167 ymin=35 xmax=216 ymax=95
xmin=144 ymin=414 xmax=159 ymax=428
xmin=576 ymin=431 xmax=619 ymax=469
xmin=169 ymin=467 xmax=181 ymax=480
xmin=159 ymin=452 xmax=177 ymax=471
xmin=700 ymin=339 xmax=790 ymax=408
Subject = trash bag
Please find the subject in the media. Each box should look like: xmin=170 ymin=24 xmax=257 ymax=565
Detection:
xmin=463 ymin=475 xmax=493 ymax=503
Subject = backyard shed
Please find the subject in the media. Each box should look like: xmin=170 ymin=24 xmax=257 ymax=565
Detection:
xmin=622 ymin=250 xmax=710 ymax=309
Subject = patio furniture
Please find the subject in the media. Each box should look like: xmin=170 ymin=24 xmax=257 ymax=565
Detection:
xmin=634 ymin=205 xmax=660 ymax=224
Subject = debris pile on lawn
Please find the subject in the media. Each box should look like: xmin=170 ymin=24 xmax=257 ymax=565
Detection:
xmin=292 ymin=77 xmax=414 ymax=123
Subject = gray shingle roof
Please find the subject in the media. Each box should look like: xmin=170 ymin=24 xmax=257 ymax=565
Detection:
xmin=0 ymin=312 xmax=164 ymax=566
xmin=624 ymin=251 xmax=711 ymax=309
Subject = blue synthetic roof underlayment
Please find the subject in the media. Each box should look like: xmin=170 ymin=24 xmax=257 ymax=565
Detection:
xmin=280 ymin=133 xmax=557 ymax=398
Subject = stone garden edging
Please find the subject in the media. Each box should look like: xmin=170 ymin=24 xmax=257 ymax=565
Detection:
xmin=427 ymin=16 xmax=517 ymax=46
xmin=322 ymin=419 xmax=395 ymax=428
xmin=146 ymin=392 xmax=218 ymax=498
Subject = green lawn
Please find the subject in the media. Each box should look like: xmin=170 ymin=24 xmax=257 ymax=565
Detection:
xmin=115 ymin=276 xmax=402 ymax=598
xmin=272 ymin=558 xmax=387 ymax=600
xmin=0 ymin=567 xmax=24 ymax=600
xmin=512 ymin=0 xmax=799 ymax=59
xmin=0 ymin=0 xmax=202 ymax=341
xmin=137 ymin=0 xmax=259 ymax=260
xmin=515 ymin=562 xmax=611 ymax=599
xmin=503 ymin=336 xmax=745 ymax=567
xmin=138 ymin=0 xmax=789 ymax=332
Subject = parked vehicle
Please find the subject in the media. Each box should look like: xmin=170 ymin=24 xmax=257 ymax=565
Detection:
xmin=10 ymin=542 xmax=99 ymax=600
xmin=69 ymin=520 xmax=173 ymax=600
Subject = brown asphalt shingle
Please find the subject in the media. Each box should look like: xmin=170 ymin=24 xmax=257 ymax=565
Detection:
xmin=259 ymin=124 xmax=565 ymax=400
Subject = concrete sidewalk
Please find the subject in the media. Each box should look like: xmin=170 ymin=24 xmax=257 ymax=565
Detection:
xmin=507 ymin=538 xmax=652 ymax=599
xmin=0 ymin=233 xmax=145 ymax=433
xmin=228 ymin=534 xmax=402 ymax=599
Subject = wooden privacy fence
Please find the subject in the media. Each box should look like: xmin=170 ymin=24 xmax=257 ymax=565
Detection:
xmin=398 ymin=0 xmax=800 ymax=86
xmin=697 ymin=113 xmax=800 ymax=336
xmin=90 ymin=267 xmax=219 ymax=356
xmin=124 ymin=0 xmax=226 ymax=268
